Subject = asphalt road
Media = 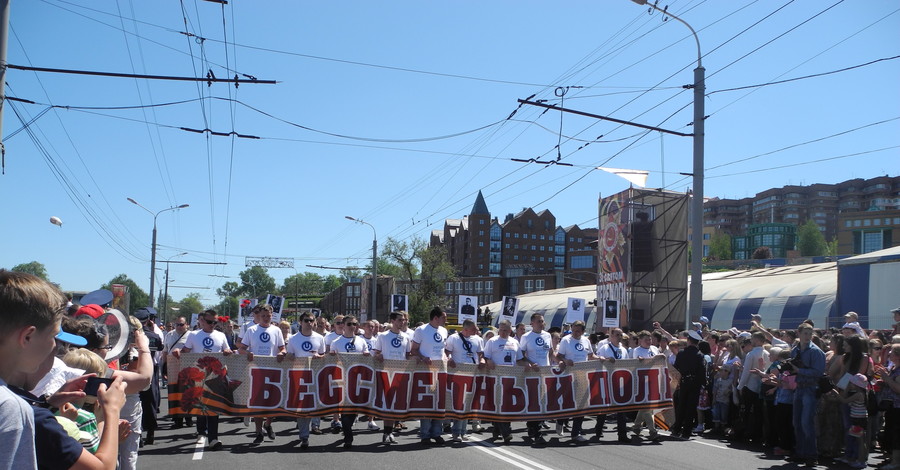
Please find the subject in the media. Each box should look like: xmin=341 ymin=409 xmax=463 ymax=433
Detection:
xmin=136 ymin=391 xmax=872 ymax=470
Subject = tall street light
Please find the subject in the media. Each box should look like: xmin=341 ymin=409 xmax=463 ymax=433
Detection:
xmin=345 ymin=216 xmax=377 ymax=321
xmin=162 ymin=252 xmax=188 ymax=323
xmin=630 ymin=0 xmax=704 ymax=331
xmin=127 ymin=198 xmax=189 ymax=308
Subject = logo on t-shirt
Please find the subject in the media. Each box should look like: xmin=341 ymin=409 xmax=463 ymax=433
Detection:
xmin=535 ymin=337 xmax=546 ymax=348
xmin=433 ymin=332 xmax=443 ymax=343
xmin=345 ymin=341 xmax=356 ymax=352
xmin=391 ymin=337 xmax=403 ymax=348
xmin=260 ymin=332 xmax=271 ymax=343
xmin=301 ymin=341 xmax=313 ymax=352
xmin=202 ymin=337 xmax=214 ymax=348
xmin=575 ymin=342 xmax=585 ymax=351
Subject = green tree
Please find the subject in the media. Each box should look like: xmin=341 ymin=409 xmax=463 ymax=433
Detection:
xmin=321 ymin=274 xmax=343 ymax=293
xmin=381 ymin=237 xmax=422 ymax=281
xmin=11 ymin=261 xmax=49 ymax=280
xmin=236 ymin=266 xmax=276 ymax=299
xmin=156 ymin=292 xmax=176 ymax=319
xmin=825 ymin=238 xmax=839 ymax=256
xmin=102 ymin=274 xmax=149 ymax=313
xmin=708 ymin=233 xmax=732 ymax=261
xmin=214 ymin=296 xmax=239 ymax=318
xmin=216 ymin=281 xmax=241 ymax=299
xmin=282 ymin=272 xmax=326 ymax=296
xmin=381 ymin=236 xmax=455 ymax=323
xmin=178 ymin=292 xmax=205 ymax=316
xmin=797 ymin=219 xmax=827 ymax=256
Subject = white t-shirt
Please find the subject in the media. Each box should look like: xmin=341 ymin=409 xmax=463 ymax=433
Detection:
xmin=520 ymin=330 xmax=553 ymax=366
xmin=557 ymin=334 xmax=592 ymax=363
xmin=400 ymin=329 xmax=415 ymax=342
xmin=373 ymin=331 xmax=410 ymax=360
xmin=331 ymin=335 xmax=369 ymax=354
xmin=323 ymin=331 xmax=341 ymax=351
xmin=286 ymin=331 xmax=326 ymax=357
xmin=631 ymin=345 xmax=661 ymax=359
xmin=241 ymin=324 xmax=285 ymax=356
xmin=596 ymin=342 xmax=628 ymax=360
xmin=362 ymin=335 xmax=378 ymax=351
xmin=412 ymin=323 xmax=448 ymax=360
xmin=445 ymin=333 xmax=484 ymax=365
xmin=183 ymin=329 xmax=230 ymax=353
xmin=164 ymin=329 xmax=190 ymax=353
xmin=483 ymin=336 xmax=522 ymax=366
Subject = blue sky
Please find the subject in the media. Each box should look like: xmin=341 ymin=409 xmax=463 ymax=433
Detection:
xmin=3 ymin=0 xmax=898 ymax=305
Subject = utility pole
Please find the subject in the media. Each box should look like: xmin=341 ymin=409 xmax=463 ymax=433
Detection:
xmin=0 ymin=0 xmax=11 ymax=153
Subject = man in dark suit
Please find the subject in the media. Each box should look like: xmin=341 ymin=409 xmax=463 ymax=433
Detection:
xmin=461 ymin=297 xmax=476 ymax=318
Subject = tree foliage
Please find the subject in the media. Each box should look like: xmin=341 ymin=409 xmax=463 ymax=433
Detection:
xmin=752 ymin=246 xmax=772 ymax=259
xmin=708 ymin=233 xmax=732 ymax=261
xmin=380 ymin=236 xmax=455 ymax=323
xmin=825 ymin=238 xmax=839 ymax=256
xmin=216 ymin=281 xmax=241 ymax=299
xmin=282 ymin=272 xmax=328 ymax=296
xmin=214 ymin=296 xmax=239 ymax=318
xmin=178 ymin=292 xmax=205 ymax=316
xmin=11 ymin=261 xmax=49 ymax=281
xmin=102 ymin=274 xmax=149 ymax=313
xmin=239 ymin=266 xmax=277 ymax=299
xmin=797 ymin=219 xmax=827 ymax=256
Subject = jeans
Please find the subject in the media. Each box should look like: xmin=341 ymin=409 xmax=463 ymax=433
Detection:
xmin=570 ymin=417 xmax=586 ymax=437
xmin=197 ymin=415 xmax=219 ymax=440
xmin=340 ymin=414 xmax=357 ymax=444
xmin=793 ymin=387 xmax=818 ymax=459
xmin=451 ymin=419 xmax=468 ymax=437
xmin=297 ymin=418 xmax=311 ymax=439
xmin=419 ymin=419 xmax=443 ymax=439
xmin=712 ymin=401 xmax=729 ymax=424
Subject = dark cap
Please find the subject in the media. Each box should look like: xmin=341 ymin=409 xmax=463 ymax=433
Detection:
xmin=133 ymin=307 xmax=158 ymax=321
xmin=80 ymin=289 xmax=114 ymax=307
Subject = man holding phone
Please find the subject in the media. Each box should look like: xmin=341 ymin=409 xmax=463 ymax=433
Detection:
xmin=174 ymin=309 xmax=232 ymax=450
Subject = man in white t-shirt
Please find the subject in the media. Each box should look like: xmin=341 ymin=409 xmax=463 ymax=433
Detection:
xmin=445 ymin=319 xmax=485 ymax=442
xmin=595 ymin=327 xmax=630 ymax=443
xmin=239 ymin=304 xmax=286 ymax=444
xmin=411 ymin=307 xmax=448 ymax=446
xmin=483 ymin=320 xmax=521 ymax=443
xmin=175 ymin=310 xmax=233 ymax=450
xmin=630 ymin=330 xmax=662 ymax=441
xmin=283 ymin=312 xmax=326 ymax=449
xmin=518 ymin=313 xmax=555 ymax=446
xmin=373 ymin=311 xmax=411 ymax=444
xmin=329 ymin=316 xmax=369 ymax=449
xmin=556 ymin=320 xmax=597 ymax=444
xmin=399 ymin=314 xmax=415 ymax=342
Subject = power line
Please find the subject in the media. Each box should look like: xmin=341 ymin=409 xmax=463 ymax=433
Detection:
xmin=7 ymin=63 xmax=276 ymax=84
xmin=707 ymin=55 xmax=900 ymax=95
xmin=707 ymin=146 xmax=900 ymax=179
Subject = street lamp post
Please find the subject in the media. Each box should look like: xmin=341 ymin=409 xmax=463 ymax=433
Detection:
xmin=162 ymin=252 xmax=188 ymax=323
xmin=127 ymin=198 xmax=189 ymax=309
xmin=630 ymin=0 xmax=704 ymax=331
xmin=345 ymin=216 xmax=377 ymax=321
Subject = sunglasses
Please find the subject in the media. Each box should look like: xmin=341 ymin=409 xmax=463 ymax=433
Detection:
xmin=176 ymin=323 xmax=185 ymax=327
xmin=346 ymin=322 xmax=359 ymax=326
xmin=302 ymin=319 xmax=314 ymax=323
xmin=204 ymin=318 xmax=218 ymax=324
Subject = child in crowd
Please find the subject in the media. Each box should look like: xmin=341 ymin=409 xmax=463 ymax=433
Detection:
xmin=711 ymin=364 xmax=732 ymax=434
xmin=839 ymin=373 xmax=871 ymax=469
xmin=764 ymin=348 xmax=795 ymax=455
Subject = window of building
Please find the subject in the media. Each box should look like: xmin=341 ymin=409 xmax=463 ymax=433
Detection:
xmin=505 ymin=243 xmax=510 ymax=249
xmin=545 ymin=220 xmax=551 ymax=229
xmin=555 ymin=229 xmax=565 ymax=243
xmin=540 ymin=235 xmax=545 ymax=240
xmin=506 ymin=233 xmax=510 ymax=238
xmin=864 ymin=219 xmax=871 ymax=227
xmin=485 ymin=281 xmax=493 ymax=293
xmin=531 ymin=234 xmax=537 ymax=240
xmin=535 ymin=279 xmax=545 ymax=291
xmin=540 ymin=245 xmax=545 ymax=251
xmin=479 ymin=230 xmax=484 ymax=236
xmin=515 ymin=233 xmax=520 ymax=238
xmin=539 ymin=257 xmax=544 ymax=262
xmin=577 ymin=237 xmax=583 ymax=243
xmin=845 ymin=220 xmax=852 ymax=228
xmin=702 ymin=233 xmax=710 ymax=240
xmin=569 ymin=237 xmax=575 ymax=242
xmin=531 ymin=245 xmax=537 ymax=251
xmin=703 ymin=245 xmax=710 ymax=257
xmin=478 ymin=264 xmax=483 ymax=270
xmin=480 ymin=219 xmax=485 ymax=224
xmin=531 ymin=256 xmax=536 ymax=261
xmin=527 ymin=219 xmax=533 ymax=228
xmin=524 ymin=279 xmax=534 ymax=293
xmin=478 ymin=241 xmax=484 ymax=247
xmin=514 ymin=244 xmax=519 ymax=249
xmin=513 ymin=255 xmax=519 ymax=261
xmin=445 ymin=282 xmax=454 ymax=295
xmin=456 ymin=282 xmax=463 ymax=294
xmin=555 ymin=245 xmax=565 ymax=255
xmin=465 ymin=282 xmax=473 ymax=293
xmin=475 ymin=281 xmax=482 ymax=293
xmin=863 ymin=231 xmax=884 ymax=253
xmin=555 ymin=256 xmax=565 ymax=267
xmin=570 ymin=255 xmax=593 ymax=269
xmin=854 ymin=220 xmax=862 ymax=227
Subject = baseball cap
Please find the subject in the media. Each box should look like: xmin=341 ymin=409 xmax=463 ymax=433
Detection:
xmin=56 ymin=330 xmax=87 ymax=347
xmin=699 ymin=316 xmax=709 ymax=324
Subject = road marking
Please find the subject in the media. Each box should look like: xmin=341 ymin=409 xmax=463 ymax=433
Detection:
xmin=192 ymin=437 xmax=205 ymax=460
xmin=658 ymin=431 xmax=730 ymax=450
xmin=466 ymin=435 xmax=558 ymax=470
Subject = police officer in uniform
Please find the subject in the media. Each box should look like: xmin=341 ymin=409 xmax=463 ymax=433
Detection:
xmin=670 ymin=330 xmax=705 ymax=439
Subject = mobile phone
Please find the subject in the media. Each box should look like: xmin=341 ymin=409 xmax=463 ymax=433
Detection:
xmin=84 ymin=377 xmax=115 ymax=397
